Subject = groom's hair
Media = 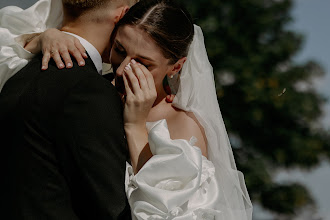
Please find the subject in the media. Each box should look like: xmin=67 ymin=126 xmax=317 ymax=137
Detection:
xmin=62 ymin=0 xmax=114 ymax=18
xmin=62 ymin=0 xmax=110 ymax=8
xmin=62 ymin=0 xmax=138 ymax=8
xmin=62 ymin=0 xmax=137 ymax=19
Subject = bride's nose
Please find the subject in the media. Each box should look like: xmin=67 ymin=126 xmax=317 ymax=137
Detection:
xmin=116 ymin=57 xmax=132 ymax=77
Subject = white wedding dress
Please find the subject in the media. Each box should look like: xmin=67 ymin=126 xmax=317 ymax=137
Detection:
xmin=0 ymin=1 xmax=253 ymax=219
xmin=126 ymin=120 xmax=220 ymax=219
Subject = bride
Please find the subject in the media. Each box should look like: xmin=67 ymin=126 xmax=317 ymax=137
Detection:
xmin=0 ymin=0 xmax=252 ymax=219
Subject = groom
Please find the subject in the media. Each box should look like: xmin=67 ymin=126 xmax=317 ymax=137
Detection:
xmin=0 ymin=0 xmax=133 ymax=219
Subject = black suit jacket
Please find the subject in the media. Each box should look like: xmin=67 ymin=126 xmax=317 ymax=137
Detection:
xmin=0 ymin=54 xmax=131 ymax=219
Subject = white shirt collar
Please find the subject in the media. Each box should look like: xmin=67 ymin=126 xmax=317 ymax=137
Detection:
xmin=63 ymin=32 xmax=103 ymax=74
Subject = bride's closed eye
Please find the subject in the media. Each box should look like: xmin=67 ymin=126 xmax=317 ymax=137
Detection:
xmin=135 ymin=59 xmax=151 ymax=69
xmin=114 ymin=45 xmax=126 ymax=56
xmin=113 ymin=40 xmax=153 ymax=70
xmin=113 ymin=40 xmax=127 ymax=56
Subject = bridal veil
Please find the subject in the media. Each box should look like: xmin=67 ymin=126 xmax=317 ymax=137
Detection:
xmin=169 ymin=25 xmax=253 ymax=220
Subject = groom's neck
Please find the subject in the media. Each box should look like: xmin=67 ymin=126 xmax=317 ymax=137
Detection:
xmin=60 ymin=3 xmax=118 ymax=55
xmin=60 ymin=21 xmax=114 ymax=55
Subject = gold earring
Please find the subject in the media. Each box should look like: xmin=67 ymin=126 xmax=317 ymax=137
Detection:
xmin=170 ymin=75 xmax=174 ymax=79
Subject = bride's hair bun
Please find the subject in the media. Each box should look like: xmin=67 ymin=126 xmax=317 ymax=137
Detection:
xmin=117 ymin=0 xmax=194 ymax=64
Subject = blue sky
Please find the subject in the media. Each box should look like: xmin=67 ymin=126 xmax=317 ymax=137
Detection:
xmin=0 ymin=0 xmax=34 ymax=9
xmin=290 ymin=0 xmax=330 ymax=129
xmin=1 ymin=0 xmax=329 ymax=219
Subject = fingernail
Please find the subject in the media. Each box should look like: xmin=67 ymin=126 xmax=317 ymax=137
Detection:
xmin=83 ymin=53 xmax=88 ymax=57
xmin=41 ymin=66 xmax=46 ymax=70
xmin=126 ymin=63 xmax=132 ymax=70
xmin=79 ymin=61 xmax=85 ymax=66
xmin=125 ymin=66 xmax=130 ymax=71
xmin=59 ymin=64 xmax=64 ymax=68
xmin=131 ymin=59 xmax=136 ymax=64
xmin=67 ymin=63 xmax=72 ymax=68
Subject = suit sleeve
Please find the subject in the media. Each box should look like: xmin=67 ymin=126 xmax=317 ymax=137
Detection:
xmin=55 ymin=76 xmax=129 ymax=220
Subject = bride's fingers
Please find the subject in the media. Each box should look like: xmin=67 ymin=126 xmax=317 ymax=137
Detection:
xmin=41 ymin=52 xmax=51 ymax=70
xmin=139 ymin=64 xmax=156 ymax=91
xmin=123 ymin=73 xmax=133 ymax=96
xmin=51 ymin=50 xmax=65 ymax=69
xmin=59 ymin=47 xmax=74 ymax=68
xmin=131 ymin=60 xmax=148 ymax=92
xmin=68 ymin=45 xmax=86 ymax=67
xmin=73 ymin=38 xmax=88 ymax=59
xmin=124 ymin=64 xmax=142 ymax=94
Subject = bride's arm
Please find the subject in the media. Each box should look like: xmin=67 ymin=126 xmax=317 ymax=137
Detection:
xmin=121 ymin=59 xmax=156 ymax=174
xmin=122 ymin=60 xmax=207 ymax=173
xmin=167 ymin=111 xmax=208 ymax=157
xmin=0 ymin=0 xmax=86 ymax=73
xmin=122 ymin=61 xmax=220 ymax=219
xmin=0 ymin=0 xmax=62 ymax=91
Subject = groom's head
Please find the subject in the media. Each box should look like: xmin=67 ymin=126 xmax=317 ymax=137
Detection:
xmin=62 ymin=0 xmax=135 ymax=25
xmin=61 ymin=0 xmax=137 ymax=54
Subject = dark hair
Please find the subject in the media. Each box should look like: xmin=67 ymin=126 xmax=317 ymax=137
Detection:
xmin=62 ymin=0 xmax=110 ymax=8
xmin=62 ymin=0 xmax=114 ymax=18
xmin=117 ymin=0 xmax=194 ymax=64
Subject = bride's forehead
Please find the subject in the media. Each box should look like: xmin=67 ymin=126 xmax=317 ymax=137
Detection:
xmin=116 ymin=25 xmax=157 ymax=51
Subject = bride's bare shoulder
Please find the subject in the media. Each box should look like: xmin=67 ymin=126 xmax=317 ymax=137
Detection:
xmin=167 ymin=106 xmax=208 ymax=157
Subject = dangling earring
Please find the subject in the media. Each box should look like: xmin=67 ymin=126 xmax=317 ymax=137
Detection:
xmin=167 ymin=72 xmax=180 ymax=95
xmin=163 ymin=75 xmax=171 ymax=95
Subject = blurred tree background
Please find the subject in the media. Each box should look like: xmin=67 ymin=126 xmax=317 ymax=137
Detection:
xmin=177 ymin=0 xmax=330 ymax=219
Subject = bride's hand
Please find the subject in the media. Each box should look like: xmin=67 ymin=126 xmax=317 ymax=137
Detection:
xmin=25 ymin=28 xmax=88 ymax=70
xmin=122 ymin=59 xmax=157 ymax=129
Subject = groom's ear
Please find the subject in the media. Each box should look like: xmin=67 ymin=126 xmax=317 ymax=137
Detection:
xmin=113 ymin=5 xmax=130 ymax=24
xmin=170 ymin=57 xmax=187 ymax=74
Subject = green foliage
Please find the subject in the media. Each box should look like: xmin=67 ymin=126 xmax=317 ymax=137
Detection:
xmin=177 ymin=0 xmax=330 ymax=217
xmin=261 ymin=183 xmax=313 ymax=215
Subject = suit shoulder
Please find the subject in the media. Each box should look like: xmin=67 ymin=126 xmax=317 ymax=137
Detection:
xmin=41 ymin=57 xmax=114 ymax=92
xmin=70 ymin=73 xmax=120 ymax=100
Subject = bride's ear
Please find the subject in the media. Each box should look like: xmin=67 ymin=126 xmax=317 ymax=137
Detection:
xmin=168 ymin=57 xmax=187 ymax=77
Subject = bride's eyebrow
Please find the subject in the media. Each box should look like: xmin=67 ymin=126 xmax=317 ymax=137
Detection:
xmin=137 ymin=54 xmax=155 ymax=62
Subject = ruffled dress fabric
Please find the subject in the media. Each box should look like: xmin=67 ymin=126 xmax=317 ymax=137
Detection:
xmin=125 ymin=120 xmax=227 ymax=220
xmin=0 ymin=0 xmax=62 ymax=91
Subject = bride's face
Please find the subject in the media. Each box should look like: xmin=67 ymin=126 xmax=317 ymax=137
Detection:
xmin=110 ymin=25 xmax=174 ymax=94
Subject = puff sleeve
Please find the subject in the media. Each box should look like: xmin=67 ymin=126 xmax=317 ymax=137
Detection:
xmin=0 ymin=0 xmax=63 ymax=91
xmin=125 ymin=120 xmax=223 ymax=220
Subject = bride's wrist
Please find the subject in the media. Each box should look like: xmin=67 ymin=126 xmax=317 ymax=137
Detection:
xmin=124 ymin=123 xmax=147 ymax=134
xmin=24 ymin=34 xmax=41 ymax=54
xmin=124 ymin=123 xmax=150 ymax=174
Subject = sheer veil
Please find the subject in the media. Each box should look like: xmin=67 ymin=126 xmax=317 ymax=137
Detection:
xmin=168 ymin=25 xmax=253 ymax=219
